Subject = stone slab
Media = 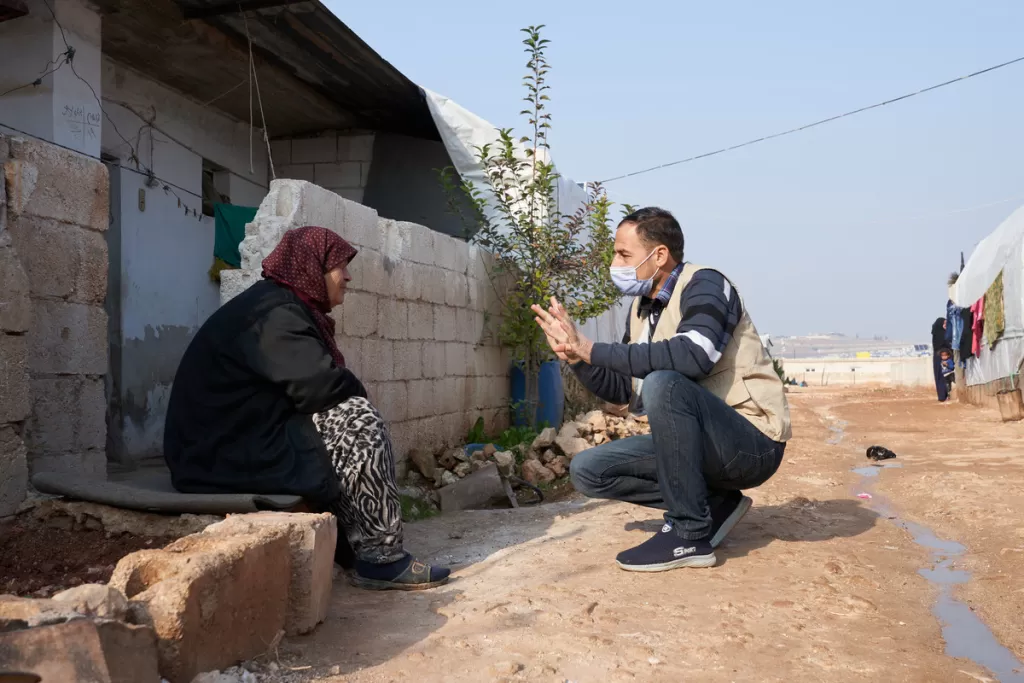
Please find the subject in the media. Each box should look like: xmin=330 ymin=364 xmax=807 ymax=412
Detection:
xmin=438 ymin=462 xmax=511 ymax=512
xmin=203 ymin=512 xmax=337 ymax=636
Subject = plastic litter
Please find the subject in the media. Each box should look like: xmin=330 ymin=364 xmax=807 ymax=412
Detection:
xmin=856 ymin=493 xmax=873 ymax=500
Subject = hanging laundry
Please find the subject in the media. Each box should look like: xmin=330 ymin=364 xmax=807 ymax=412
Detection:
xmin=210 ymin=203 xmax=259 ymax=282
xmin=984 ymin=271 xmax=1005 ymax=349
xmin=946 ymin=299 xmax=963 ymax=351
xmin=958 ymin=307 xmax=974 ymax=361
xmin=970 ymin=297 xmax=985 ymax=357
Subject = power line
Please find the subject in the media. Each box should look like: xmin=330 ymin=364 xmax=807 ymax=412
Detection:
xmin=600 ymin=55 xmax=1024 ymax=184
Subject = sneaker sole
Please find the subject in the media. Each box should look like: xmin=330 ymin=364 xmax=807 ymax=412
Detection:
xmin=615 ymin=553 xmax=718 ymax=572
xmin=350 ymin=575 xmax=451 ymax=591
xmin=710 ymin=496 xmax=752 ymax=548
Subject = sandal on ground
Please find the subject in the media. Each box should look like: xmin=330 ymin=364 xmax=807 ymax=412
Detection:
xmin=351 ymin=555 xmax=451 ymax=591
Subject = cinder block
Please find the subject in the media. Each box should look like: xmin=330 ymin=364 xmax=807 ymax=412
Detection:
xmin=432 ymin=305 xmax=457 ymax=342
xmin=291 ymin=135 xmax=338 ymax=164
xmin=450 ymin=243 xmax=471 ymax=275
xmin=434 ymin=232 xmax=459 ymax=271
xmin=276 ymin=163 xmax=316 ymax=182
xmin=377 ymin=300 xmax=408 ymax=340
xmin=6 ymin=138 xmax=109 ymax=232
xmin=28 ymin=450 xmax=106 ymax=480
xmin=467 ymin=276 xmax=485 ymax=312
xmin=456 ymin=308 xmax=485 ymax=344
xmin=389 ymin=259 xmax=418 ymax=300
xmin=393 ymin=340 xmax=423 ymax=381
xmin=359 ymin=339 xmax=393 ymax=382
xmin=444 ymin=271 xmax=469 ymax=308
xmin=372 ymin=381 xmax=408 ymax=423
xmin=340 ymin=292 xmax=378 ymax=338
xmin=8 ymin=215 xmax=107 ymax=303
xmin=400 ymin=222 xmax=435 ymax=266
xmin=416 ymin=263 xmax=447 ymax=304
xmin=0 ymin=240 xmax=31 ymax=333
xmin=269 ymin=139 xmax=292 ymax=166
xmin=0 ymin=424 xmax=28 ymax=517
xmin=407 ymin=302 xmax=434 ymax=340
xmin=28 ymin=376 xmax=106 ymax=453
xmin=203 ymin=512 xmax=337 ymax=636
xmin=422 ymin=342 xmax=445 ymax=379
xmin=438 ymin=377 xmax=460 ymax=415
xmin=218 ymin=269 xmax=258 ymax=305
xmin=0 ymin=334 xmax=29 ymax=424
xmin=28 ymin=300 xmax=107 ymax=376
xmin=335 ymin=187 xmax=364 ymax=204
xmin=336 ymin=335 xmax=362 ymax=377
xmin=315 ymin=162 xmax=361 ymax=189
xmin=406 ymin=379 xmax=436 ymax=420
xmin=341 ymin=200 xmax=382 ymax=252
xmin=354 ymin=249 xmax=388 ymax=295
xmin=338 ymin=134 xmax=375 ymax=162
xmin=394 ymin=415 xmax=444 ymax=452
xmin=109 ymin=528 xmax=291 ymax=683
xmin=445 ymin=342 xmax=470 ymax=377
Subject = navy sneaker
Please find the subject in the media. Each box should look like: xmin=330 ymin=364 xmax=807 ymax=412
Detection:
xmin=616 ymin=522 xmax=717 ymax=572
xmin=709 ymin=491 xmax=752 ymax=548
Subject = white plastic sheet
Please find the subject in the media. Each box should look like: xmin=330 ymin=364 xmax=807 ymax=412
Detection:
xmin=953 ymin=205 xmax=1024 ymax=385
xmin=422 ymin=88 xmax=626 ymax=344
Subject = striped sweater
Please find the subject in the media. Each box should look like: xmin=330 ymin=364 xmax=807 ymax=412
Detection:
xmin=573 ymin=264 xmax=742 ymax=406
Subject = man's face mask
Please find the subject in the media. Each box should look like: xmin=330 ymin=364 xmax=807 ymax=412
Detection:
xmin=609 ymin=250 xmax=657 ymax=296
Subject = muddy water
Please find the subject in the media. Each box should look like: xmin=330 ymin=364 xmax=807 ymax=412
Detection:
xmin=837 ymin=419 xmax=1024 ymax=682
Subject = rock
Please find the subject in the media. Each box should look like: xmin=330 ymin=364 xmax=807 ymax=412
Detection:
xmin=558 ymin=422 xmax=580 ymax=439
xmin=548 ymin=455 xmax=570 ymax=478
xmin=404 ymin=469 xmax=426 ymax=487
xmin=482 ymin=443 xmax=497 ymax=458
xmin=593 ymin=431 xmax=608 ymax=445
xmin=440 ymin=470 xmax=459 ymax=487
xmin=541 ymin=449 xmax=558 ymax=465
xmin=0 ymin=618 xmax=160 ymax=683
xmin=531 ymin=427 xmax=557 ymax=451
xmin=521 ymin=460 xmax=556 ymax=486
xmin=454 ymin=461 xmax=472 ymax=478
xmin=492 ymin=451 xmax=515 ymax=477
xmin=203 ymin=511 xmax=337 ymax=636
xmin=470 ymin=450 xmax=486 ymax=462
xmin=470 ymin=459 xmax=489 ymax=472
xmin=603 ymin=402 xmax=630 ymax=417
xmin=438 ymin=463 xmax=510 ymax=512
xmin=408 ymin=448 xmax=437 ymax=479
xmin=109 ymin=528 xmax=291 ymax=683
xmin=584 ymin=410 xmax=608 ymax=433
xmin=26 ymin=499 xmax=219 ymax=538
xmin=0 ymin=595 xmax=81 ymax=631
xmin=554 ymin=436 xmax=590 ymax=460
xmin=437 ymin=449 xmax=460 ymax=471
xmin=51 ymin=583 xmax=128 ymax=620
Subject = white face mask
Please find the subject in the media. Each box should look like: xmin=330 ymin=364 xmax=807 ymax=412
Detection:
xmin=609 ymin=250 xmax=657 ymax=296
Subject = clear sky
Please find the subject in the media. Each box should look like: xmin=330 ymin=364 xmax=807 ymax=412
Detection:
xmin=326 ymin=0 xmax=1024 ymax=342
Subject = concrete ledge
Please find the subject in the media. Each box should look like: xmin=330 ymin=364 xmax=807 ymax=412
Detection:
xmin=204 ymin=511 xmax=337 ymax=636
xmin=110 ymin=528 xmax=291 ymax=683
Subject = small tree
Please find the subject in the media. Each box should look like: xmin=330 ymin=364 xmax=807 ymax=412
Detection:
xmin=440 ymin=25 xmax=622 ymax=427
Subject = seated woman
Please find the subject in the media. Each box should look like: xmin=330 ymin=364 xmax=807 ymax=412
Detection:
xmin=164 ymin=226 xmax=450 ymax=590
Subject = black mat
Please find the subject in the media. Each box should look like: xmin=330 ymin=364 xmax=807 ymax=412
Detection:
xmin=31 ymin=470 xmax=304 ymax=515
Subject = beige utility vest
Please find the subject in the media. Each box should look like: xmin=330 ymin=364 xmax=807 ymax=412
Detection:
xmin=628 ymin=263 xmax=792 ymax=442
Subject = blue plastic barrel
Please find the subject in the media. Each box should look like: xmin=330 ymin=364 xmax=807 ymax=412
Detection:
xmin=509 ymin=360 xmax=565 ymax=429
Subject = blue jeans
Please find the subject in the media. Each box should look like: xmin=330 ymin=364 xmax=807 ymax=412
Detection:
xmin=570 ymin=371 xmax=785 ymax=540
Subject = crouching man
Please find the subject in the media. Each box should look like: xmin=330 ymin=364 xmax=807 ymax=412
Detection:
xmin=532 ymin=207 xmax=791 ymax=572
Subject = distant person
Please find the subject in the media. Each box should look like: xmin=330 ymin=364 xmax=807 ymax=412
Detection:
xmin=940 ymin=348 xmax=956 ymax=397
xmin=533 ymin=207 xmax=790 ymax=572
xmin=931 ymin=318 xmax=950 ymax=403
xmin=164 ymin=226 xmax=450 ymax=590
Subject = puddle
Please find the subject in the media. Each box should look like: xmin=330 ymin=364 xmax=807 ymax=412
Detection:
xmin=851 ymin=462 xmax=1024 ymax=682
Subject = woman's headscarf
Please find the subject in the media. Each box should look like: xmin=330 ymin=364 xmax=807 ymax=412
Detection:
xmin=262 ymin=226 xmax=357 ymax=367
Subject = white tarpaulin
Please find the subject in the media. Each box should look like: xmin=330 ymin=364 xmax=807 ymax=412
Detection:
xmin=952 ymin=205 xmax=1024 ymax=385
xmin=422 ymin=88 xmax=627 ymax=345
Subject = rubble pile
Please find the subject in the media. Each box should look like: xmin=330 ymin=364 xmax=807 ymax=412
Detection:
xmin=403 ymin=409 xmax=651 ymax=505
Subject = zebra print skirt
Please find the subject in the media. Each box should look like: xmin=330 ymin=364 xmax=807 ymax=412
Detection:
xmin=313 ymin=396 xmax=405 ymax=564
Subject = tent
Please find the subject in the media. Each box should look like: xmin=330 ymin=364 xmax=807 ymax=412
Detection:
xmin=951 ymin=205 xmax=1024 ymax=386
xmin=422 ymin=88 xmax=628 ymax=345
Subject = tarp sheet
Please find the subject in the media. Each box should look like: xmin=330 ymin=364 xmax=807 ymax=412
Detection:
xmin=953 ymin=205 xmax=1024 ymax=385
xmin=213 ymin=202 xmax=259 ymax=268
xmin=422 ymin=88 xmax=627 ymax=345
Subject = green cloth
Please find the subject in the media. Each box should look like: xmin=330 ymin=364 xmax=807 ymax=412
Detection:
xmin=984 ymin=270 xmax=1005 ymax=349
xmin=213 ymin=203 xmax=258 ymax=268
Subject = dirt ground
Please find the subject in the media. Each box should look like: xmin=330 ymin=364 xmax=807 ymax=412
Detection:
xmin=277 ymin=386 xmax=1024 ymax=682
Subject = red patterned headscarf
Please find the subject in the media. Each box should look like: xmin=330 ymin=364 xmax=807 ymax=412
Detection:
xmin=261 ymin=226 xmax=357 ymax=367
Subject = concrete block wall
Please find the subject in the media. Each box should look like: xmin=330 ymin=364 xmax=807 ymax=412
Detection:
xmin=221 ymin=180 xmax=509 ymax=472
xmin=1 ymin=135 xmax=109 ymax=485
xmin=271 ymin=132 xmax=374 ymax=205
